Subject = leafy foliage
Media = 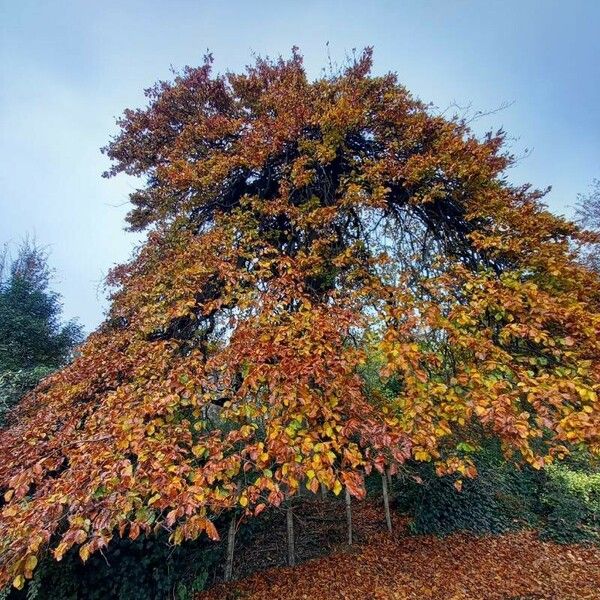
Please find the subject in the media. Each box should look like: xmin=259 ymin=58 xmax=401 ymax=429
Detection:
xmin=5 ymin=534 xmax=219 ymax=600
xmin=396 ymin=446 xmax=599 ymax=544
xmin=399 ymin=445 xmax=543 ymax=536
xmin=541 ymin=463 xmax=600 ymax=544
xmin=1 ymin=49 xmax=599 ymax=590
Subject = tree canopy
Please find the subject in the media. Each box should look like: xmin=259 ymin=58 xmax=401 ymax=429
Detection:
xmin=1 ymin=49 xmax=599 ymax=590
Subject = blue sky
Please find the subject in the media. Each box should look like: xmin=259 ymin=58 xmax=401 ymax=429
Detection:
xmin=1 ymin=0 xmax=598 ymax=331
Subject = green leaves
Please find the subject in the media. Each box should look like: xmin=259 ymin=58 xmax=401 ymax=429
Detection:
xmin=456 ymin=442 xmax=477 ymax=454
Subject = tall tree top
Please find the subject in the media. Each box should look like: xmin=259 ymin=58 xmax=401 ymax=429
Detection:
xmin=0 ymin=238 xmax=83 ymax=372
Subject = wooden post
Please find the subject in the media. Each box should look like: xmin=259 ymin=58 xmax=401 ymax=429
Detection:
xmin=224 ymin=513 xmax=237 ymax=582
xmin=382 ymin=471 xmax=392 ymax=534
xmin=345 ymin=487 xmax=353 ymax=545
xmin=286 ymin=503 xmax=295 ymax=566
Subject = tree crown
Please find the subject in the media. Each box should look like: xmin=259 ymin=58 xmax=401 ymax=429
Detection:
xmin=1 ymin=49 xmax=599 ymax=590
xmin=0 ymin=238 xmax=83 ymax=372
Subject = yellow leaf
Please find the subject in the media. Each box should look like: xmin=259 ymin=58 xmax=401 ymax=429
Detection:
xmin=192 ymin=445 xmax=205 ymax=458
xmin=25 ymin=555 xmax=38 ymax=572
xmin=13 ymin=575 xmax=25 ymax=590
xmin=239 ymin=495 xmax=248 ymax=507
xmin=28 ymin=534 xmax=44 ymax=553
xmin=333 ymin=479 xmax=342 ymax=496
xmin=414 ymin=450 xmax=430 ymax=462
xmin=54 ymin=542 xmax=70 ymax=561
xmin=172 ymin=527 xmax=183 ymax=545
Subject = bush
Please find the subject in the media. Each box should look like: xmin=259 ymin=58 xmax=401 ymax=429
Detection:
xmin=395 ymin=445 xmax=600 ymax=545
xmin=3 ymin=532 xmax=222 ymax=600
xmin=540 ymin=464 xmax=600 ymax=545
xmin=396 ymin=445 xmax=543 ymax=536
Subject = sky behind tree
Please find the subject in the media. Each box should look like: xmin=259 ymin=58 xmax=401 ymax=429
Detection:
xmin=1 ymin=0 xmax=598 ymax=331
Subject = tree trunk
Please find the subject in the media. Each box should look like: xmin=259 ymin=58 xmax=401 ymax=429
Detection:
xmin=286 ymin=503 xmax=295 ymax=566
xmin=345 ymin=487 xmax=353 ymax=545
xmin=224 ymin=513 xmax=237 ymax=582
xmin=320 ymin=483 xmax=327 ymax=500
xmin=382 ymin=471 xmax=392 ymax=533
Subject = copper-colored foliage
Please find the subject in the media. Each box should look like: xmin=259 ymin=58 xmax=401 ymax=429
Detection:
xmin=1 ymin=48 xmax=599 ymax=589
xmin=200 ymin=530 xmax=600 ymax=600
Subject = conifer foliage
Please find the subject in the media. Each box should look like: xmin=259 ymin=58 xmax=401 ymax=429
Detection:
xmin=0 ymin=239 xmax=82 ymax=425
xmin=1 ymin=49 xmax=599 ymax=590
xmin=0 ymin=238 xmax=82 ymax=373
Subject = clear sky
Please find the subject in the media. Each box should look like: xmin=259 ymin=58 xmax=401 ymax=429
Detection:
xmin=1 ymin=0 xmax=598 ymax=331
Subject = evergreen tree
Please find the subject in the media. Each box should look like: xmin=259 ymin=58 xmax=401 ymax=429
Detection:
xmin=576 ymin=179 xmax=600 ymax=272
xmin=0 ymin=238 xmax=83 ymax=423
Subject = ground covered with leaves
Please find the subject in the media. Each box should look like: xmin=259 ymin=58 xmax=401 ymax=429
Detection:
xmin=200 ymin=530 xmax=600 ymax=600
xmin=199 ymin=499 xmax=600 ymax=600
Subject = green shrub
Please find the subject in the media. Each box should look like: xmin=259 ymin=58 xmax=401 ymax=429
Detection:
xmin=5 ymin=532 xmax=221 ymax=600
xmin=395 ymin=445 xmax=600 ymax=545
xmin=395 ymin=445 xmax=543 ymax=536
xmin=540 ymin=464 xmax=600 ymax=545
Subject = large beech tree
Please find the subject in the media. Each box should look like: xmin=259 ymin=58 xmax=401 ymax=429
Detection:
xmin=1 ymin=49 xmax=599 ymax=589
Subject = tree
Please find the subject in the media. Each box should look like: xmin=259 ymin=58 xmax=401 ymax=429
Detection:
xmin=576 ymin=179 xmax=600 ymax=272
xmin=0 ymin=238 xmax=83 ymax=425
xmin=0 ymin=238 xmax=82 ymax=371
xmin=1 ymin=49 xmax=599 ymax=590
